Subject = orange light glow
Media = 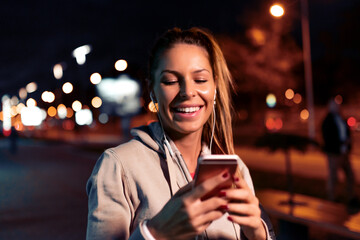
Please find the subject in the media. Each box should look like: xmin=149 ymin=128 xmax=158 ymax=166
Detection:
xmin=48 ymin=106 xmax=57 ymax=117
xmin=293 ymin=93 xmax=302 ymax=104
xmin=66 ymin=108 xmax=74 ymax=118
xmin=285 ymin=89 xmax=294 ymax=100
xmin=148 ymin=101 xmax=158 ymax=113
xmin=300 ymin=109 xmax=309 ymax=120
xmin=266 ymin=117 xmax=283 ymax=131
xmin=62 ymin=120 xmax=75 ymax=130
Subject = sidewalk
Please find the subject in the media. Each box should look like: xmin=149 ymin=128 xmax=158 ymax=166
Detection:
xmin=235 ymin=146 xmax=360 ymax=185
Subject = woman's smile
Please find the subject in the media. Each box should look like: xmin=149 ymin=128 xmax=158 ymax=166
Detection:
xmin=172 ymin=105 xmax=204 ymax=119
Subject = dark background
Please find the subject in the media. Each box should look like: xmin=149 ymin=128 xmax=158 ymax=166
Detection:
xmin=1 ymin=0 xmax=360 ymax=105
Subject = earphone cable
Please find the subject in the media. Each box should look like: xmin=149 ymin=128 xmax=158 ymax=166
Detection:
xmin=209 ymin=104 xmax=216 ymax=153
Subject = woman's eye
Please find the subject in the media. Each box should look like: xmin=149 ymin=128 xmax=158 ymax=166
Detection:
xmin=195 ymin=79 xmax=207 ymax=83
xmin=161 ymin=80 xmax=178 ymax=85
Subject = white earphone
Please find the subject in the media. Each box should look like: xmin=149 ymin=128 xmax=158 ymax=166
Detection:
xmin=150 ymin=92 xmax=156 ymax=103
xmin=214 ymin=89 xmax=217 ymax=104
xmin=209 ymin=89 xmax=217 ymax=153
xmin=150 ymin=91 xmax=175 ymax=158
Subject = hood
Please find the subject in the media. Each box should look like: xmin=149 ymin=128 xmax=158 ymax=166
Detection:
xmin=130 ymin=121 xmax=167 ymax=158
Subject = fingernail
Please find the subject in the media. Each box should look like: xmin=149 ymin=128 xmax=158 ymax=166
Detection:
xmin=219 ymin=191 xmax=226 ymax=197
xmin=227 ymin=216 xmax=233 ymax=222
xmin=222 ymin=172 xmax=229 ymax=178
xmin=219 ymin=205 xmax=228 ymax=210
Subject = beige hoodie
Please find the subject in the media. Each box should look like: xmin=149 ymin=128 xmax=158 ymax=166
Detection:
xmin=86 ymin=122 xmax=274 ymax=239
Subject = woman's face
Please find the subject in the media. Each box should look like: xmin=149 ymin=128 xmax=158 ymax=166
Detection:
xmin=153 ymin=43 xmax=216 ymax=138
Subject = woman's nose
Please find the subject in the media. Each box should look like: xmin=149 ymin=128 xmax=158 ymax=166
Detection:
xmin=179 ymin=81 xmax=195 ymax=98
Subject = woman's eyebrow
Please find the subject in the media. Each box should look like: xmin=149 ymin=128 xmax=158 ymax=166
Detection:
xmin=193 ymin=69 xmax=211 ymax=74
xmin=160 ymin=68 xmax=211 ymax=76
xmin=160 ymin=69 xmax=178 ymax=75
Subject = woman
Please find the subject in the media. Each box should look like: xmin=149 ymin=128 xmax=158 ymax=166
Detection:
xmin=86 ymin=27 xmax=275 ymax=240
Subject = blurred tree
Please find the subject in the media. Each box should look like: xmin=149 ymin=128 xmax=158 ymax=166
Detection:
xmin=217 ymin=13 xmax=303 ymax=98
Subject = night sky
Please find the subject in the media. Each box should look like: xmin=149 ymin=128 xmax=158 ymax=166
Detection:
xmin=1 ymin=0 xmax=359 ymax=105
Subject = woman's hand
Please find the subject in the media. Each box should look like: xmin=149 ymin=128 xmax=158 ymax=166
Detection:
xmin=146 ymin=170 xmax=231 ymax=240
xmin=221 ymin=176 xmax=266 ymax=240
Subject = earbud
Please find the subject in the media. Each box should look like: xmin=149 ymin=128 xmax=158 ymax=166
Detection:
xmin=214 ymin=89 xmax=217 ymax=105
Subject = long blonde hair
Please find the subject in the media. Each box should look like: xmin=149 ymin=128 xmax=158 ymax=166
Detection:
xmin=148 ymin=27 xmax=235 ymax=154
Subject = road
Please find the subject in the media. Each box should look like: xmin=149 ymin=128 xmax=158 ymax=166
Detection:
xmin=0 ymin=138 xmax=99 ymax=240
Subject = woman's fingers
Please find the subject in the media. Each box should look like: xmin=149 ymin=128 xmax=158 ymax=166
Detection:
xmin=228 ymin=214 xmax=263 ymax=228
xmin=189 ymin=169 xmax=231 ymax=201
xmin=227 ymin=202 xmax=260 ymax=217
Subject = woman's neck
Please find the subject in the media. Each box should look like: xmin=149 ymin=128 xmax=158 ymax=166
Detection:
xmin=169 ymin=131 xmax=202 ymax=174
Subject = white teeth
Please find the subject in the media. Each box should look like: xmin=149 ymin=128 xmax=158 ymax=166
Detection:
xmin=176 ymin=107 xmax=200 ymax=113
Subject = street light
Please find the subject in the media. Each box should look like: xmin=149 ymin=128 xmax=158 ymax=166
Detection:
xmin=270 ymin=1 xmax=315 ymax=139
xmin=270 ymin=4 xmax=284 ymax=17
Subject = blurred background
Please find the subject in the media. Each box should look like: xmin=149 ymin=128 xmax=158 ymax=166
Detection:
xmin=1 ymin=0 xmax=360 ymax=239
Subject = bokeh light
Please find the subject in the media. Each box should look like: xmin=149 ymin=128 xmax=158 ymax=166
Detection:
xmin=91 ymin=96 xmax=102 ymax=108
xmin=347 ymin=117 xmax=356 ymax=127
xmin=62 ymin=82 xmax=73 ymax=94
xmin=72 ymin=45 xmax=92 ymax=65
xmin=266 ymin=93 xmax=276 ymax=108
xmin=11 ymin=96 xmax=19 ymax=106
xmin=334 ymin=95 xmax=343 ymax=105
xmin=90 ymin=73 xmax=102 ymax=85
xmin=19 ymin=88 xmax=27 ymax=99
xmin=66 ymin=107 xmax=74 ymax=118
xmin=115 ymin=59 xmax=128 ymax=71
xmin=293 ymin=93 xmax=302 ymax=104
xmin=42 ymin=91 xmax=55 ymax=103
xmin=21 ymin=106 xmax=43 ymax=126
xmin=16 ymin=103 xmax=25 ymax=114
xmin=53 ymin=63 xmax=63 ymax=79
xmin=10 ymin=106 xmax=18 ymax=117
xmin=148 ymin=101 xmax=158 ymax=113
xmin=300 ymin=109 xmax=309 ymax=120
xmin=99 ymin=113 xmax=109 ymax=124
xmin=48 ymin=106 xmax=57 ymax=117
xmin=75 ymin=109 xmax=93 ymax=125
xmin=270 ymin=4 xmax=285 ymax=17
xmin=265 ymin=117 xmax=283 ymax=131
xmin=26 ymin=98 xmax=37 ymax=107
xmin=2 ymin=96 xmax=11 ymax=135
xmin=72 ymin=100 xmax=82 ymax=112
xmin=285 ymin=89 xmax=294 ymax=100
xmin=26 ymin=82 xmax=37 ymax=93
xmin=57 ymin=104 xmax=67 ymax=119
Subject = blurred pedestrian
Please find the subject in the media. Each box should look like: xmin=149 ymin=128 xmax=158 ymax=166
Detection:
xmin=9 ymin=126 xmax=18 ymax=154
xmin=321 ymin=99 xmax=357 ymax=205
xmin=86 ymin=27 xmax=275 ymax=239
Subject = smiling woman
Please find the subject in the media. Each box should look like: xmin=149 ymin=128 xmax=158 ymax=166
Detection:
xmin=86 ymin=27 xmax=276 ymax=240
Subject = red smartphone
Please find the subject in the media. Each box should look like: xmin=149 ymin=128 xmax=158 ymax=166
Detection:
xmin=193 ymin=154 xmax=240 ymax=200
